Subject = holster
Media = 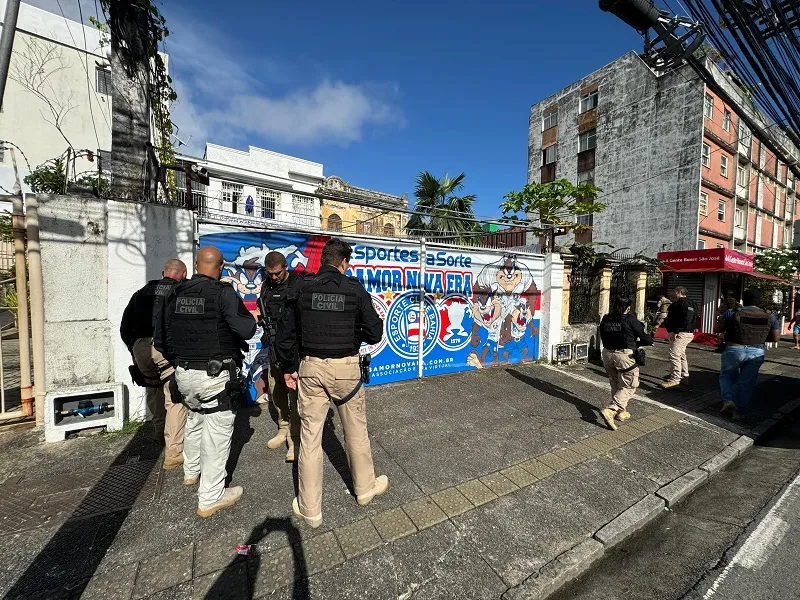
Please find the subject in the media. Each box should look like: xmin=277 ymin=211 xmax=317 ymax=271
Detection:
xmin=332 ymin=354 xmax=371 ymax=407
xmin=168 ymin=375 xmax=183 ymax=404
xmin=129 ymin=364 xmax=162 ymax=388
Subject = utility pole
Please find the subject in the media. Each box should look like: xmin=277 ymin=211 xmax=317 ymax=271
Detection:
xmin=108 ymin=0 xmax=152 ymax=200
xmin=0 ymin=0 xmax=21 ymax=113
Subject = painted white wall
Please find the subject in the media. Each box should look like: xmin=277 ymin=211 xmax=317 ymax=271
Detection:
xmin=0 ymin=1 xmax=112 ymax=193
xmin=41 ymin=194 xmax=195 ymax=421
xmin=540 ymin=253 xmax=564 ymax=361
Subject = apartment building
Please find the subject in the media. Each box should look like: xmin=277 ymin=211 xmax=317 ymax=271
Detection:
xmin=0 ymin=0 xmax=112 ymax=193
xmin=527 ymin=51 xmax=800 ymax=256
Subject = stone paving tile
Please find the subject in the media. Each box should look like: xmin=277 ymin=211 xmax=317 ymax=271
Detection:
xmin=370 ymin=507 xmax=417 ymax=543
xmin=553 ymin=447 xmax=585 ymax=467
xmin=193 ymin=532 xmax=247 ymax=578
xmin=249 ymin=545 xmax=295 ymax=598
xmin=518 ymin=457 xmax=556 ymax=480
xmin=80 ymin=564 xmax=139 ymax=600
xmin=132 ymin=544 xmax=194 ymax=600
xmin=500 ymin=464 xmax=538 ymax=488
xmin=403 ymin=496 xmax=448 ymax=530
xmin=569 ymin=440 xmax=602 ymax=460
xmin=536 ymin=452 xmax=571 ymax=472
xmin=479 ymin=471 xmax=519 ymax=497
xmin=430 ymin=487 xmax=474 ymax=518
xmin=457 ymin=479 xmax=498 ymax=507
xmin=578 ymin=436 xmax=610 ymax=454
xmin=192 ymin=563 xmax=248 ymax=600
xmin=333 ymin=517 xmax=383 ymax=559
xmin=298 ymin=531 xmax=346 ymax=577
xmin=624 ymin=419 xmax=651 ymax=435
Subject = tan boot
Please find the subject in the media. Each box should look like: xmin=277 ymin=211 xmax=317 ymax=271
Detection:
xmin=163 ymin=454 xmax=184 ymax=470
xmin=183 ymin=475 xmax=199 ymax=486
xmin=292 ymin=497 xmax=322 ymax=528
xmin=661 ymin=380 xmax=680 ymax=390
xmin=267 ymin=429 xmax=288 ymax=450
xmin=357 ymin=475 xmax=390 ymax=506
xmin=196 ymin=486 xmax=243 ymax=518
xmin=600 ymin=408 xmax=618 ymax=431
xmin=616 ymin=411 xmax=631 ymax=422
xmin=285 ymin=438 xmax=300 ymax=462
xmin=720 ymin=401 xmax=736 ymax=415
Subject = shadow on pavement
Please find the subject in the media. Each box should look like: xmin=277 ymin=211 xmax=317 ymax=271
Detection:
xmin=321 ymin=410 xmax=354 ymax=494
xmin=5 ymin=423 xmax=162 ymax=598
xmin=204 ymin=517 xmax=308 ymax=600
xmin=506 ymin=368 xmax=604 ymax=428
xmin=226 ymin=404 xmax=261 ymax=486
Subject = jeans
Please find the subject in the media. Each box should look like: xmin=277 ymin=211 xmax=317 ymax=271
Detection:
xmin=719 ymin=345 xmax=765 ymax=413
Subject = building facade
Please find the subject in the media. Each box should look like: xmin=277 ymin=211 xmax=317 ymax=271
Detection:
xmin=527 ymin=51 xmax=800 ymax=256
xmin=177 ymin=144 xmax=408 ymax=235
xmin=0 ymin=0 xmax=112 ymax=193
xmin=319 ymin=176 xmax=407 ymax=237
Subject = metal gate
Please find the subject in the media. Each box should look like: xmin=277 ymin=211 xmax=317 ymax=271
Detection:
xmin=568 ymin=263 xmax=600 ymax=323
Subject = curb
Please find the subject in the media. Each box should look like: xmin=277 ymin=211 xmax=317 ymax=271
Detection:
xmin=504 ymin=431 xmax=759 ymax=600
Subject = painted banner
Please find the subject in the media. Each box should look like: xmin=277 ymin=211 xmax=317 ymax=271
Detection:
xmin=198 ymin=225 xmax=544 ymax=402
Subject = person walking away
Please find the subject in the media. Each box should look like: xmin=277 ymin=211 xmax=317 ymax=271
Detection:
xmin=156 ymin=247 xmax=257 ymax=517
xmin=121 ymin=259 xmax=188 ymax=469
xmin=599 ymin=297 xmax=653 ymax=430
xmin=715 ymin=288 xmax=780 ymax=421
xmin=789 ymin=306 xmax=800 ymax=350
xmin=662 ymin=286 xmax=698 ymax=389
xmin=276 ymin=238 xmax=388 ymax=529
xmin=260 ymin=251 xmax=304 ymax=461
xmin=651 ymin=294 xmax=671 ymax=335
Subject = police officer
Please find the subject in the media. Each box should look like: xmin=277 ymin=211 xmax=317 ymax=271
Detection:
xmin=276 ymin=238 xmax=387 ymax=529
xmin=715 ymin=288 xmax=780 ymax=420
xmin=662 ymin=286 xmax=698 ymax=388
xmin=121 ymin=259 xmax=187 ymax=469
xmin=260 ymin=251 xmax=303 ymax=461
xmin=155 ymin=246 xmax=257 ymax=518
xmin=599 ymin=297 xmax=653 ymax=430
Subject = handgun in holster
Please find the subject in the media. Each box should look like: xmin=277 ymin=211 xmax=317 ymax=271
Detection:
xmin=129 ymin=364 xmax=162 ymax=388
xmin=333 ymin=354 xmax=371 ymax=407
xmin=223 ymin=360 xmax=246 ymax=411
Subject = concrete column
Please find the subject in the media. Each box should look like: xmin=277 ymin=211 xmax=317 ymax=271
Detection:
xmin=598 ymin=266 xmax=613 ymax=318
xmin=631 ymin=269 xmax=648 ymax=321
xmin=540 ymin=253 xmax=564 ymax=362
xmin=561 ymin=263 xmax=572 ymax=328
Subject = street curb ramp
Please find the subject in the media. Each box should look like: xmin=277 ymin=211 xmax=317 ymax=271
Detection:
xmin=502 ymin=433 xmax=755 ymax=600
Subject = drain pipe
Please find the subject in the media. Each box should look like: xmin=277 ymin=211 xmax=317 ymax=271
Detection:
xmin=25 ymin=194 xmax=45 ymax=425
xmin=9 ymin=150 xmax=33 ymax=416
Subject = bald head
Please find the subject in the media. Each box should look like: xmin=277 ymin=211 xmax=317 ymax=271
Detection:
xmin=196 ymin=246 xmax=225 ymax=280
xmin=162 ymin=258 xmax=187 ymax=282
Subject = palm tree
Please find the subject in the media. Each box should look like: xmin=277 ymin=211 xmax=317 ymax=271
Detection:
xmin=405 ymin=171 xmax=480 ymax=243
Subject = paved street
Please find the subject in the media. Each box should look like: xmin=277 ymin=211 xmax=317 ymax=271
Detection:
xmin=551 ymin=403 xmax=800 ymax=600
xmin=0 ymin=340 xmax=797 ymax=599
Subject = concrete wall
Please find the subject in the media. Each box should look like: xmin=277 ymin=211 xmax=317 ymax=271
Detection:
xmin=0 ymin=1 xmax=111 ymax=192
xmin=40 ymin=194 xmax=195 ymax=420
xmin=527 ymin=51 xmax=705 ymax=256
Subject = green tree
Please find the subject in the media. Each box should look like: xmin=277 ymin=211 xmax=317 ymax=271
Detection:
xmin=501 ymin=179 xmax=605 ymax=252
xmin=405 ymin=172 xmax=481 ymax=243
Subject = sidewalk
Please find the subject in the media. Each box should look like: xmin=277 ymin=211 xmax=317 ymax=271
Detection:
xmin=0 ymin=340 xmax=797 ymax=600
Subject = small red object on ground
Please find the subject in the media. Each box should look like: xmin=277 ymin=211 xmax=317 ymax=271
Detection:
xmin=235 ymin=544 xmax=251 ymax=556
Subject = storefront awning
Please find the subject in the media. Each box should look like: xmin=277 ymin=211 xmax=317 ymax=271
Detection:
xmin=657 ymin=248 xmax=753 ymax=273
xmin=746 ymin=270 xmax=786 ymax=282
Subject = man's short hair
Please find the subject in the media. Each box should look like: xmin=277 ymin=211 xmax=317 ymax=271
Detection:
xmin=321 ymin=238 xmax=352 ymax=267
xmin=674 ymin=286 xmax=687 ymax=296
xmin=742 ymin=288 xmax=761 ymax=307
xmin=265 ymin=251 xmax=287 ymax=269
xmin=163 ymin=259 xmax=187 ymax=273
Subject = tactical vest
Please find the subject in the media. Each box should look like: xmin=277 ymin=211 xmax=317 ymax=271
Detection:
xmin=263 ymin=273 xmax=300 ymax=325
xmin=169 ymin=277 xmax=240 ymax=362
xmin=600 ymin=314 xmax=627 ymax=350
xmin=725 ymin=307 xmax=772 ymax=346
xmin=678 ymin=299 xmax=698 ymax=331
xmin=132 ymin=278 xmax=177 ymax=340
xmin=298 ymin=272 xmax=359 ymax=356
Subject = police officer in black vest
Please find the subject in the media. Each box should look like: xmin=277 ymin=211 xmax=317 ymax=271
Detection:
xmin=259 ymin=251 xmax=304 ymax=461
xmin=275 ymin=238 xmax=387 ymax=529
xmin=121 ymin=259 xmax=187 ymax=469
xmin=155 ymin=246 xmax=256 ymax=518
xmin=598 ymin=297 xmax=653 ymax=430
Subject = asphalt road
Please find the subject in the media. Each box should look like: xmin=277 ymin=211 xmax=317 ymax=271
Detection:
xmin=550 ymin=409 xmax=800 ymax=600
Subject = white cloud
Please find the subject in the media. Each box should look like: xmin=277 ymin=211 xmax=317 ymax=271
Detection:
xmin=164 ymin=10 xmax=404 ymax=153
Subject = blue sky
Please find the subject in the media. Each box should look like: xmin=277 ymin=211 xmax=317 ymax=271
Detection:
xmin=32 ymin=0 xmax=643 ymax=219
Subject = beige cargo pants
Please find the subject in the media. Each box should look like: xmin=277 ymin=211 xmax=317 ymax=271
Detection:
xmin=267 ymin=361 xmax=300 ymax=444
xmin=132 ymin=337 xmax=187 ymax=459
xmin=296 ymin=356 xmax=376 ymax=518
xmin=601 ymin=348 xmax=640 ymax=412
xmin=668 ymin=332 xmax=693 ymax=382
